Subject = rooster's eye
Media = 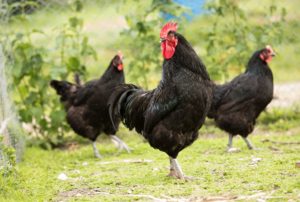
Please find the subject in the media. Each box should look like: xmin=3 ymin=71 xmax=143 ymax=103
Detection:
xmin=168 ymin=32 xmax=175 ymax=37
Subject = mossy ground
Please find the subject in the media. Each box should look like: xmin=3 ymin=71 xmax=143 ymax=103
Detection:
xmin=1 ymin=108 xmax=300 ymax=201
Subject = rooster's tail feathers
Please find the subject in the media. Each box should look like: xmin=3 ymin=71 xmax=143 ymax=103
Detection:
xmin=108 ymin=84 xmax=140 ymax=130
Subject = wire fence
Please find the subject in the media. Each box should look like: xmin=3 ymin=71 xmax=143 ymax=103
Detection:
xmin=0 ymin=45 xmax=25 ymax=168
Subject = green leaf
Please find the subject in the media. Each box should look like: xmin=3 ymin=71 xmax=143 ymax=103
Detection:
xmin=31 ymin=107 xmax=43 ymax=120
xmin=67 ymin=56 xmax=80 ymax=71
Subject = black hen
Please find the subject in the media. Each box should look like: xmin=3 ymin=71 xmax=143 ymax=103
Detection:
xmin=50 ymin=53 xmax=130 ymax=158
xmin=109 ymin=22 xmax=213 ymax=179
xmin=208 ymin=46 xmax=275 ymax=152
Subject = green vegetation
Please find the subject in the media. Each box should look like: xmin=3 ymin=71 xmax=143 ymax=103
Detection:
xmin=0 ymin=0 xmax=300 ymax=201
xmin=258 ymin=106 xmax=300 ymax=132
xmin=1 ymin=0 xmax=299 ymax=148
xmin=1 ymin=121 xmax=300 ymax=201
xmin=185 ymin=0 xmax=285 ymax=81
xmin=119 ymin=0 xmax=185 ymax=88
xmin=1 ymin=0 xmax=98 ymax=148
xmin=185 ymin=0 xmax=300 ymax=83
xmin=0 ymin=136 xmax=16 ymax=176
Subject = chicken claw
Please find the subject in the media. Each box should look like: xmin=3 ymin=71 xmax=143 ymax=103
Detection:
xmin=92 ymin=141 xmax=102 ymax=159
xmin=110 ymin=135 xmax=131 ymax=153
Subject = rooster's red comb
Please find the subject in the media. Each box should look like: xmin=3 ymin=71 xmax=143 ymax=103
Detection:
xmin=160 ymin=22 xmax=178 ymax=39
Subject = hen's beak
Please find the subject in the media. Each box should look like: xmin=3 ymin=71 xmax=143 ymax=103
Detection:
xmin=271 ymin=52 xmax=276 ymax=57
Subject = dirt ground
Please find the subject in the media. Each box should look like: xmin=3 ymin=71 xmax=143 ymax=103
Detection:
xmin=269 ymin=82 xmax=300 ymax=108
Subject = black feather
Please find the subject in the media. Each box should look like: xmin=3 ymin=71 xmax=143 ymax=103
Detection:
xmin=51 ymin=55 xmax=125 ymax=142
xmin=108 ymin=32 xmax=213 ymax=159
xmin=208 ymin=48 xmax=274 ymax=137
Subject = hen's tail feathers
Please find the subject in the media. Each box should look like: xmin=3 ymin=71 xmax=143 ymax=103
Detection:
xmin=50 ymin=80 xmax=64 ymax=95
xmin=74 ymin=73 xmax=81 ymax=86
xmin=108 ymin=84 xmax=140 ymax=130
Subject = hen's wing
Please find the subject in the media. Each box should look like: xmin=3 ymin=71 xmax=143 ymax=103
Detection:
xmin=73 ymin=80 xmax=97 ymax=105
xmin=217 ymin=73 xmax=258 ymax=113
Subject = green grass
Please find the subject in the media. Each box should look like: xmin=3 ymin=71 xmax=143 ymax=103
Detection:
xmin=1 ymin=119 xmax=300 ymax=201
xmin=258 ymin=106 xmax=300 ymax=132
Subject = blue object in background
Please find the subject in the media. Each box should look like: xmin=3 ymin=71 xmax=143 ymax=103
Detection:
xmin=163 ymin=0 xmax=205 ymax=21
xmin=175 ymin=0 xmax=205 ymax=15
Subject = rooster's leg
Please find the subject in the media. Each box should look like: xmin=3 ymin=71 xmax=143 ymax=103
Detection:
xmin=92 ymin=141 xmax=102 ymax=159
xmin=227 ymin=134 xmax=240 ymax=153
xmin=242 ymin=137 xmax=254 ymax=150
xmin=110 ymin=135 xmax=131 ymax=153
xmin=168 ymin=156 xmax=176 ymax=177
xmin=168 ymin=156 xmax=185 ymax=180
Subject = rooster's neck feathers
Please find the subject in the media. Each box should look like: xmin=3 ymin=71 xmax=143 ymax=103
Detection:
xmin=163 ymin=34 xmax=210 ymax=81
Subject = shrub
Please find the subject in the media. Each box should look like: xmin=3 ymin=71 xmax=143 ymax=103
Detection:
xmin=186 ymin=0 xmax=286 ymax=81
xmin=118 ymin=0 xmax=186 ymax=88
xmin=0 ymin=0 xmax=96 ymax=148
xmin=0 ymin=135 xmax=16 ymax=176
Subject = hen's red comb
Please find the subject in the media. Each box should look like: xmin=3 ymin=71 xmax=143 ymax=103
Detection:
xmin=265 ymin=45 xmax=274 ymax=53
xmin=117 ymin=51 xmax=123 ymax=60
xmin=160 ymin=22 xmax=178 ymax=39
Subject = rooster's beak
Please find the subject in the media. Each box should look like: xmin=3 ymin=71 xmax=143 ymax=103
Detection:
xmin=160 ymin=38 xmax=166 ymax=43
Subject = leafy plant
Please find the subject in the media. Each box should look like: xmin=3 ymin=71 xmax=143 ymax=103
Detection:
xmin=0 ymin=136 xmax=16 ymax=177
xmin=193 ymin=0 xmax=286 ymax=81
xmin=119 ymin=0 xmax=186 ymax=88
xmin=0 ymin=0 xmax=96 ymax=148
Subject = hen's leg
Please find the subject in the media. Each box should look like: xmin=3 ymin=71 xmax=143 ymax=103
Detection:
xmin=92 ymin=141 xmax=102 ymax=159
xmin=110 ymin=135 xmax=131 ymax=153
xmin=242 ymin=137 xmax=254 ymax=150
xmin=168 ymin=156 xmax=185 ymax=180
xmin=227 ymin=134 xmax=240 ymax=153
xmin=227 ymin=134 xmax=233 ymax=149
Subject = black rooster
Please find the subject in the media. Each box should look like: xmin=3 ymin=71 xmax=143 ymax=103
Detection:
xmin=50 ymin=53 xmax=130 ymax=158
xmin=109 ymin=22 xmax=213 ymax=179
xmin=208 ymin=46 xmax=275 ymax=152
